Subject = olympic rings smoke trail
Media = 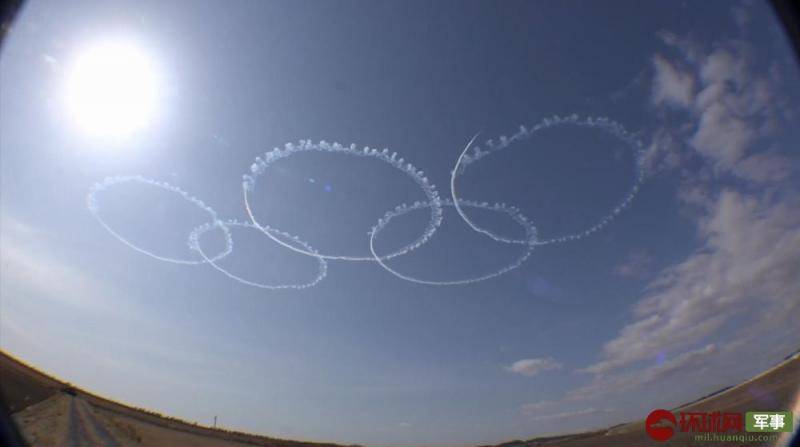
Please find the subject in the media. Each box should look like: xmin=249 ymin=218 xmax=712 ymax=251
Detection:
xmin=87 ymin=175 xmax=233 ymax=265
xmin=88 ymin=115 xmax=648 ymax=290
xmin=242 ymin=139 xmax=443 ymax=262
xmin=189 ymin=219 xmax=327 ymax=290
xmin=450 ymin=114 xmax=645 ymax=246
xmin=368 ymin=199 xmax=538 ymax=286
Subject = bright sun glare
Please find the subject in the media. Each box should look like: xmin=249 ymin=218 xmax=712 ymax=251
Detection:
xmin=66 ymin=40 xmax=159 ymax=138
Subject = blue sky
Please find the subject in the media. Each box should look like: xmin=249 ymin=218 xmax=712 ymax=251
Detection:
xmin=1 ymin=1 xmax=799 ymax=446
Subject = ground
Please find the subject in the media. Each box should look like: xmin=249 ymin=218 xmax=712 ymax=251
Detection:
xmin=2 ymin=350 xmax=798 ymax=447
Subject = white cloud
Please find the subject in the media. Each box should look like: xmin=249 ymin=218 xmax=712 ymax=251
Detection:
xmin=657 ymin=31 xmax=705 ymax=63
xmin=571 ymin=344 xmax=718 ymax=401
xmin=505 ymin=358 xmax=563 ymax=377
xmin=676 ymin=180 xmax=712 ymax=209
xmin=649 ymin=33 xmax=791 ymax=184
xmin=614 ymin=19 xmax=798 ymax=384
xmin=732 ymin=3 xmax=750 ymax=30
xmin=731 ymin=151 xmax=793 ymax=183
xmin=563 ymin=16 xmax=799 ymax=414
xmin=698 ymin=47 xmax=749 ymax=86
xmin=614 ymin=250 xmax=654 ymax=278
xmin=583 ymin=190 xmax=800 ymax=376
xmin=520 ymin=400 xmax=558 ymax=416
xmin=531 ymin=6 xmax=799 ymax=428
xmin=641 ymin=129 xmax=685 ymax=176
xmin=690 ymin=102 xmax=756 ymax=170
xmin=651 ymin=54 xmax=695 ymax=108
xmin=529 ymin=408 xmax=613 ymax=422
xmin=0 ymin=215 xmax=117 ymax=313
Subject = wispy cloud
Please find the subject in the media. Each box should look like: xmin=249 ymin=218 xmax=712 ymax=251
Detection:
xmin=583 ymin=190 xmax=800 ymax=376
xmin=613 ymin=250 xmax=654 ymax=278
xmin=572 ymin=344 xmax=718 ymax=401
xmin=648 ymin=29 xmax=793 ymax=183
xmin=505 ymin=358 xmax=563 ymax=377
xmin=567 ymin=2 xmax=800 ymax=416
xmin=0 ymin=215 xmax=119 ymax=314
xmin=529 ymin=408 xmax=613 ymax=422
xmin=651 ymin=54 xmax=694 ymax=108
xmin=520 ymin=400 xmax=558 ymax=417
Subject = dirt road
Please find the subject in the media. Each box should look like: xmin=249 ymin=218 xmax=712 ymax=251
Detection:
xmin=12 ymin=393 xmax=132 ymax=447
xmin=66 ymin=396 xmax=123 ymax=447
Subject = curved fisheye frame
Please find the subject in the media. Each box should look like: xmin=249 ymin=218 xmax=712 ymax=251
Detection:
xmin=1 ymin=1 xmax=798 ymax=447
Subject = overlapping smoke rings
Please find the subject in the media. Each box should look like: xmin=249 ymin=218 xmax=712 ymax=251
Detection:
xmin=242 ymin=139 xmax=443 ymax=262
xmin=451 ymin=114 xmax=646 ymax=246
xmin=87 ymin=175 xmax=233 ymax=265
xmin=189 ymin=220 xmax=328 ymax=290
xmin=87 ymin=115 xmax=646 ymax=290
xmin=369 ymin=199 xmax=538 ymax=286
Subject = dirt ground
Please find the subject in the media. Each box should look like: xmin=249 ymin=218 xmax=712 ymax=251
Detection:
xmin=12 ymin=393 xmax=284 ymax=447
xmin=3 ymin=350 xmax=798 ymax=447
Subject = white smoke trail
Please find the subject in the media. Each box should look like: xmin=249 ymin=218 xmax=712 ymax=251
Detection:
xmin=88 ymin=116 xmax=646 ymax=289
xmin=450 ymin=115 xmax=646 ymax=246
xmin=189 ymin=219 xmax=327 ymax=290
xmin=86 ymin=175 xmax=233 ymax=265
xmin=243 ymin=140 xmax=444 ymax=262
xmin=369 ymin=198 xmax=538 ymax=286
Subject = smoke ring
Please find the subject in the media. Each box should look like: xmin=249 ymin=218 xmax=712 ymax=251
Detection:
xmin=369 ymin=198 xmax=538 ymax=286
xmin=451 ymin=115 xmax=645 ymax=246
xmin=86 ymin=175 xmax=233 ymax=265
xmin=189 ymin=219 xmax=327 ymax=290
xmin=243 ymin=140 xmax=443 ymax=262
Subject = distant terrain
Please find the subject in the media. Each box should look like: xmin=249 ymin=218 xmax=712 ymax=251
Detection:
xmin=0 ymin=351 xmax=354 ymax=447
xmin=1 ymin=350 xmax=798 ymax=446
xmin=480 ymin=352 xmax=800 ymax=447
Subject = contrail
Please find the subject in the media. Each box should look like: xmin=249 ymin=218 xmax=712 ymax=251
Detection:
xmin=87 ymin=115 xmax=649 ymax=290
xmin=189 ymin=219 xmax=327 ymax=290
xmin=86 ymin=175 xmax=233 ymax=265
xmin=243 ymin=139 xmax=443 ymax=262
xmin=369 ymin=198 xmax=538 ymax=286
xmin=450 ymin=114 xmax=646 ymax=247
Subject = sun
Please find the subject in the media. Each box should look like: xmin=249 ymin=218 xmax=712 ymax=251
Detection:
xmin=65 ymin=40 xmax=160 ymax=138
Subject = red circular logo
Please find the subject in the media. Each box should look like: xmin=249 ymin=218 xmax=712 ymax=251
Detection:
xmin=646 ymin=409 xmax=676 ymax=441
